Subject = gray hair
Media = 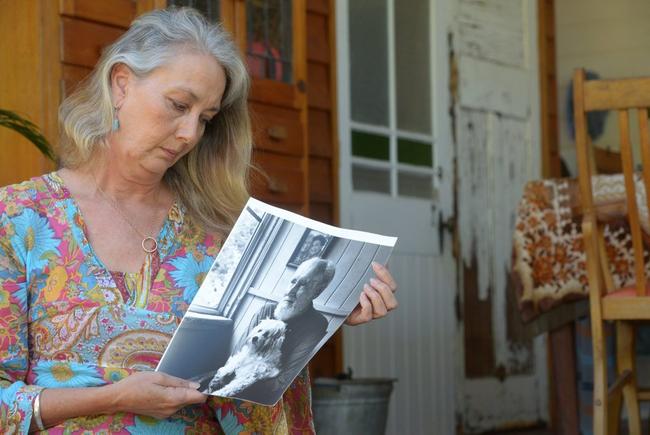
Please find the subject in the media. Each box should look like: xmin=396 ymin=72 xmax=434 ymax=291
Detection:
xmin=59 ymin=7 xmax=252 ymax=234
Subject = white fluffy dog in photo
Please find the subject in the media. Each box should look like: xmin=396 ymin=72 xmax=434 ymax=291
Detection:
xmin=208 ymin=318 xmax=286 ymax=397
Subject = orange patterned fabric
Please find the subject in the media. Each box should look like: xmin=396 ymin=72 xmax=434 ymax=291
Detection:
xmin=512 ymin=176 xmax=650 ymax=322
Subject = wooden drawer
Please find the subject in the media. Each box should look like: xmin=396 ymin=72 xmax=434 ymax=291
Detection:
xmin=62 ymin=17 xmax=124 ymax=68
xmin=250 ymin=151 xmax=305 ymax=205
xmin=60 ymin=0 xmax=136 ymax=28
xmin=250 ymin=102 xmax=304 ymax=156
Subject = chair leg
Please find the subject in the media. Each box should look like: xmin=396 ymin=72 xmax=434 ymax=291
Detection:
xmin=617 ymin=321 xmax=641 ymax=435
xmin=592 ymin=317 xmax=608 ymax=435
xmin=608 ymin=387 xmax=622 ymax=435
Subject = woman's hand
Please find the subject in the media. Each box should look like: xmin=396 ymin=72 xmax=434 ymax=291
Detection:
xmin=346 ymin=262 xmax=398 ymax=326
xmin=106 ymin=371 xmax=207 ymax=419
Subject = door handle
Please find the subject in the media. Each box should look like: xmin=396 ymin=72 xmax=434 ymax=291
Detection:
xmin=438 ymin=211 xmax=455 ymax=254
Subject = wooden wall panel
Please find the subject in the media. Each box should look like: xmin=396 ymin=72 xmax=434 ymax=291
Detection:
xmin=309 ymin=157 xmax=333 ymax=203
xmin=307 ymin=13 xmax=329 ymax=63
xmin=61 ymin=17 xmax=125 ymax=68
xmin=60 ymin=0 xmax=136 ymax=27
xmin=306 ymin=0 xmax=340 ymax=377
xmin=307 ymin=0 xmax=328 ymax=15
xmin=0 ymin=1 xmax=59 ymax=187
xmin=62 ymin=65 xmax=92 ymax=96
xmin=307 ymin=62 xmax=331 ymax=110
xmin=308 ymin=109 xmax=332 ymax=158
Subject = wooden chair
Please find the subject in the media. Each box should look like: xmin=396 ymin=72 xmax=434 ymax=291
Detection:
xmin=573 ymin=67 xmax=650 ymax=435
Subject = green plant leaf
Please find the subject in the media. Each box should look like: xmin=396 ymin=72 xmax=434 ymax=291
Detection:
xmin=0 ymin=109 xmax=56 ymax=161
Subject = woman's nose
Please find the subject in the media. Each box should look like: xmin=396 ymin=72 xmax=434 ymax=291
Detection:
xmin=176 ymin=116 xmax=202 ymax=145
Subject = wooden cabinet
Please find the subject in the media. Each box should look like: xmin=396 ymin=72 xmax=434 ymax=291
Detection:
xmin=0 ymin=0 xmax=340 ymax=378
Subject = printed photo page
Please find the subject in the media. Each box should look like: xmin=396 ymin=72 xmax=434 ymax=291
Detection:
xmin=156 ymin=197 xmax=397 ymax=406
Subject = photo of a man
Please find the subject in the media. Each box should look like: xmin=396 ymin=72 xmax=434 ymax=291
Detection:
xmin=211 ymin=257 xmax=336 ymax=402
xmin=156 ymin=197 xmax=396 ymax=406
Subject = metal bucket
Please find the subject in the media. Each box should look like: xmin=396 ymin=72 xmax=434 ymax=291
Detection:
xmin=312 ymin=377 xmax=395 ymax=435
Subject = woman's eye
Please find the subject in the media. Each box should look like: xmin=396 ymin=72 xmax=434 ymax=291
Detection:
xmin=171 ymin=100 xmax=187 ymax=112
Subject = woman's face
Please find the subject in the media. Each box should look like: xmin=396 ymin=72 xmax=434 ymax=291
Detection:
xmin=108 ymin=52 xmax=227 ymax=178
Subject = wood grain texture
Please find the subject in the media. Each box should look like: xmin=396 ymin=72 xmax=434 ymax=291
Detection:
xmin=463 ymin=255 xmax=496 ymax=378
xmin=584 ymin=77 xmax=650 ymax=111
xmin=249 ymin=79 xmax=301 ymax=109
xmin=307 ymin=109 xmax=332 ymax=158
xmin=538 ymin=0 xmax=561 ymax=178
xmin=456 ymin=0 xmax=524 ymax=68
xmin=573 ymin=67 xmax=650 ymax=435
xmin=60 ymin=0 xmax=135 ymax=27
xmin=308 ymin=201 xmax=332 ymax=224
xmin=62 ymin=16 xmax=125 ymax=68
xmin=62 ymin=64 xmax=92 ymax=96
xmin=307 ymin=62 xmax=330 ymax=110
xmin=307 ymin=12 xmax=329 ymax=63
xmin=308 ymin=157 xmax=332 ymax=202
xmin=307 ymin=0 xmax=328 ymax=14
xmin=0 ymin=1 xmax=58 ymax=186
xmin=250 ymin=151 xmax=306 ymax=205
xmin=250 ymin=102 xmax=304 ymax=156
xmin=548 ymin=325 xmax=580 ymax=435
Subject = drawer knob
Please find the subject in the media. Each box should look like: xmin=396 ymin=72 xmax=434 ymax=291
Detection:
xmin=267 ymin=125 xmax=288 ymax=141
xmin=267 ymin=177 xmax=289 ymax=194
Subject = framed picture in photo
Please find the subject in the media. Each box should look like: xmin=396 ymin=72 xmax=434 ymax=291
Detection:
xmin=287 ymin=230 xmax=333 ymax=267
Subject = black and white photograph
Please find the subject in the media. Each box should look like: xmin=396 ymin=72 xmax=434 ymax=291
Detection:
xmin=286 ymin=229 xmax=333 ymax=267
xmin=156 ymin=197 xmax=396 ymax=406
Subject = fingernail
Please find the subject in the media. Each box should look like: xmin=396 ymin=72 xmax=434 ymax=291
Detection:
xmin=372 ymin=261 xmax=381 ymax=269
xmin=190 ymin=382 xmax=200 ymax=389
xmin=370 ymin=278 xmax=379 ymax=286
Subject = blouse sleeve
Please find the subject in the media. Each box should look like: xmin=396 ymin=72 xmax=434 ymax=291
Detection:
xmin=0 ymin=213 xmax=44 ymax=434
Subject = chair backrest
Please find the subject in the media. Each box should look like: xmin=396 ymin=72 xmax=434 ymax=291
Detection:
xmin=573 ymin=68 xmax=650 ymax=297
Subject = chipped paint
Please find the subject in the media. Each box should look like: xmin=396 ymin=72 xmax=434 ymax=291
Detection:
xmin=457 ymin=0 xmax=525 ymax=67
xmin=455 ymin=0 xmax=546 ymax=431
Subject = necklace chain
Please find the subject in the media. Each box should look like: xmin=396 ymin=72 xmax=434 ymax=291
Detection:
xmin=93 ymin=179 xmax=158 ymax=254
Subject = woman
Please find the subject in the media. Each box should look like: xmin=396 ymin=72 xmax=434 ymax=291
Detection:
xmin=0 ymin=7 xmax=398 ymax=434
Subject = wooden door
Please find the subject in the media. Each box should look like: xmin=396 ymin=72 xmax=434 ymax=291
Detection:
xmin=336 ymin=0 xmax=456 ymax=433
xmin=454 ymin=0 xmax=548 ymax=431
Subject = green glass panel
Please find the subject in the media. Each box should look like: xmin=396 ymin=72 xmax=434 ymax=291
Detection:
xmin=397 ymin=138 xmax=432 ymax=167
xmin=351 ymin=131 xmax=390 ymax=161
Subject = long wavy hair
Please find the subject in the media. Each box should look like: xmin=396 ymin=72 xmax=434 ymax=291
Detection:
xmin=58 ymin=7 xmax=251 ymax=235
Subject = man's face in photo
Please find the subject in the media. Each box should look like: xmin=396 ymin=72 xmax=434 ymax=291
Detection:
xmin=275 ymin=258 xmax=327 ymax=321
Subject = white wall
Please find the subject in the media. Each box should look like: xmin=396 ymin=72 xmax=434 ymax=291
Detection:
xmin=556 ymin=0 xmax=650 ymax=175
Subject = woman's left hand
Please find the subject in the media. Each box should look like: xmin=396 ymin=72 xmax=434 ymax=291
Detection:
xmin=346 ymin=262 xmax=398 ymax=326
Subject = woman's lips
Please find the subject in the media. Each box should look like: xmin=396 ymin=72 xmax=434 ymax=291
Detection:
xmin=161 ymin=147 xmax=179 ymax=160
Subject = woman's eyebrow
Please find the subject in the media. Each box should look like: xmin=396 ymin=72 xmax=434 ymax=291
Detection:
xmin=176 ymin=86 xmax=220 ymax=112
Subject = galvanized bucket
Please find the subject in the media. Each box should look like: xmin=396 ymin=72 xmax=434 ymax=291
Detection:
xmin=312 ymin=377 xmax=395 ymax=435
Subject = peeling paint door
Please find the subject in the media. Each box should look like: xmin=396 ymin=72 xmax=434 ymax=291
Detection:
xmin=336 ymin=0 xmax=457 ymax=434
xmin=453 ymin=0 xmax=548 ymax=431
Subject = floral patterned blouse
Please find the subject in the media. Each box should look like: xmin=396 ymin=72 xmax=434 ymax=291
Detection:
xmin=0 ymin=172 xmax=315 ymax=434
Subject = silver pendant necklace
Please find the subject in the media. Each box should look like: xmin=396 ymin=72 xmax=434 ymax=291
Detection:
xmin=94 ymin=180 xmax=158 ymax=254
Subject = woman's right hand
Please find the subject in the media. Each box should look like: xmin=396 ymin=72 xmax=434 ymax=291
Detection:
xmin=106 ymin=371 xmax=207 ymax=419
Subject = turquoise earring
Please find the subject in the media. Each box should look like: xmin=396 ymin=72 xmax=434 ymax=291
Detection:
xmin=112 ymin=107 xmax=120 ymax=131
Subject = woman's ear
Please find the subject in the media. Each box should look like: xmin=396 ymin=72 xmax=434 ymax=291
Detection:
xmin=110 ymin=63 xmax=132 ymax=108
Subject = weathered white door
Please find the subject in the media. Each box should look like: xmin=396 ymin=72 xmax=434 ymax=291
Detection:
xmin=336 ymin=0 xmax=457 ymax=434
xmin=453 ymin=0 xmax=548 ymax=431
